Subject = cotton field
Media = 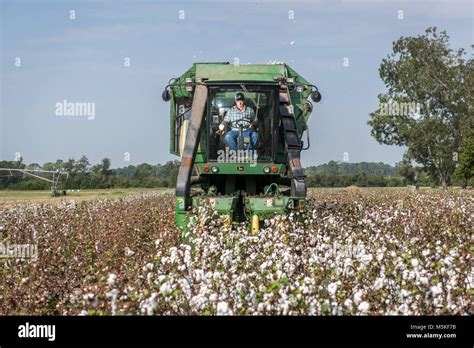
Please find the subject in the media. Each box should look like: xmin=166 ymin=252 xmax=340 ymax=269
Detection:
xmin=0 ymin=188 xmax=471 ymax=315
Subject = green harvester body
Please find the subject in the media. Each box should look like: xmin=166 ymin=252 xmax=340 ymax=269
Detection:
xmin=163 ymin=62 xmax=321 ymax=231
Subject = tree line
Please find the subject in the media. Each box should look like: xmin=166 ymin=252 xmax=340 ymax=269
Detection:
xmin=0 ymin=157 xmax=180 ymax=190
xmin=0 ymin=157 xmax=469 ymax=190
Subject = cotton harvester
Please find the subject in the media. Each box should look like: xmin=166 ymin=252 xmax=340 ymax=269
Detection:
xmin=162 ymin=62 xmax=321 ymax=232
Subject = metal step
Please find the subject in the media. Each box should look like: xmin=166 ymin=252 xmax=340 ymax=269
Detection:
xmin=278 ymin=88 xmax=306 ymax=197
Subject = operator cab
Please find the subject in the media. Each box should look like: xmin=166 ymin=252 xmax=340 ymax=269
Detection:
xmin=207 ymin=85 xmax=278 ymax=162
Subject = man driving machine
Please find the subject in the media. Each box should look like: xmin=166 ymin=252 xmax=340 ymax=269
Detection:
xmin=220 ymin=92 xmax=259 ymax=151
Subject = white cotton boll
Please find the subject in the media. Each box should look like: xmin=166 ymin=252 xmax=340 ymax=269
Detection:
xmin=373 ymin=277 xmax=384 ymax=290
xmin=83 ymin=293 xmax=94 ymax=300
xmin=160 ymin=282 xmax=171 ymax=296
xmin=353 ymin=290 xmax=364 ymax=304
xmin=430 ymin=284 xmax=443 ymax=297
xmin=327 ymin=282 xmax=338 ymax=296
xmin=107 ymin=273 xmax=117 ymax=287
xmin=190 ymin=294 xmax=207 ymax=310
xmin=444 ymin=256 xmax=453 ymax=266
xmin=344 ymin=299 xmax=353 ymax=309
xmin=209 ymin=293 xmax=218 ymax=303
xmin=357 ymin=301 xmax=370 ymax=313
xmin=124 ymin=247 xmax=135 ymax=256
xmin=398 ymin=303 xmax=409 ymax=315
xmin=106 ymin=289 xmax=119 ymax=315
xmin=343 ymin=258 xmax=353 ymax=268
xmin=217 ymin=301 xmax=232 ymax=315
xmin=411 ymin=259 xmax=419 ymax=268
xmin=360 ymin=254 xmax=373 ymax=264
xmin=401 ymin=289 xmax=410 ymax=298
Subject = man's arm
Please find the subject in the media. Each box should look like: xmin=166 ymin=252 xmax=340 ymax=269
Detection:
xmin=220 ymin=108 xmax=232 ymax=135
xmin=248 ymin=107 xmax=255 ymax=120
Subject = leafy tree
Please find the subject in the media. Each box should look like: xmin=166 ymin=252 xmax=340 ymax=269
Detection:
xmin=396 ymin=158 xmax=417 ymax=185
xmin=133 ymin=163 xmax=155 ymax=181
xmin=62 ymin=158 xmax=76 ymax=174
xmin=100 ymin=158 xmax=112 ymax=177
xmin=26 ymin=163 xmax=41 ymax=171
xmin=368 ymin=27 xmax=473 ymax=188
xmin=54 ymin=159 xmax=64 ymax=170
xmin=156 ymin=160 xmax=180 ymax=187
xmin=42 ymin=162 xmax=56 ymax=171
xmin=75 ymin=156 xmax=90 ymax=174
xmin=454 ymin=130 xmax=474 ymax=187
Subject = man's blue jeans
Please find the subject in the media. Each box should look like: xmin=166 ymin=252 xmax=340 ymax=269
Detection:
xmin=224 ymin=129 xmax=259 ymax=151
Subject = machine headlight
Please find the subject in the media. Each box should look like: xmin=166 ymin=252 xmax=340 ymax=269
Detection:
xmin=211 ymin=166 xmax=219 ymax=173
xmin=185 ymin=78 xmax=193 ymax=92
xmin=263 ymin=166 xmax=271 ymax=173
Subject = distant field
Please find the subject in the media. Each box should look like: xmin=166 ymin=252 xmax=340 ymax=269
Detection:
xmin=0 ymin=188 xmax=172 ymax=206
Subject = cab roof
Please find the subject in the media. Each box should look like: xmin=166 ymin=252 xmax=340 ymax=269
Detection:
xmin=176 ymin=62 xmax=310 ymax=84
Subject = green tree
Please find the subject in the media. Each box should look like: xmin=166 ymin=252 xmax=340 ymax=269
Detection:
xmin=396 ymin=159 xmax=417 ymax=185
xmin=454 ymin=130 xmax=474 ymax=187
xmin=100 ymin=158 xmax=111 ymax=177
xmin=368 ymin=27 xmax=473 ymax=188
xmin=74 ymin=156 xmax=90 ymax=174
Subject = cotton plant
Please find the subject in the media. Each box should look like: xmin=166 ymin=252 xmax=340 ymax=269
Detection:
xmin=0 ymin=189 xmax=471 ymax=316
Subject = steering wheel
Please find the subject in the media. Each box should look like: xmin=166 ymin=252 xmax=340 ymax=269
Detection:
xmin=232 ymin=118 xmax=251 ymax=129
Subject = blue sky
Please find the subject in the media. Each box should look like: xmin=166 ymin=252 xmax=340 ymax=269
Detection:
xmin=0 ymin=0 xmax=472 ymax=167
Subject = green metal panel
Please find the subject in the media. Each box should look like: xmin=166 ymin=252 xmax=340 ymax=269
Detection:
xmin=244 ymin=196 xmax=305 ymax=217
xmin=191 ymin=196 xmax=237 ymax=213
xmin=175 ymin=195 xmax=305 ymax=230
xmin=196 ymin=162 xmax=286 ymax=175
xmin=196 ymin=63 xmax=285 ymax=82
xmin=170 ymin=62 xmax=314 ymax=97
